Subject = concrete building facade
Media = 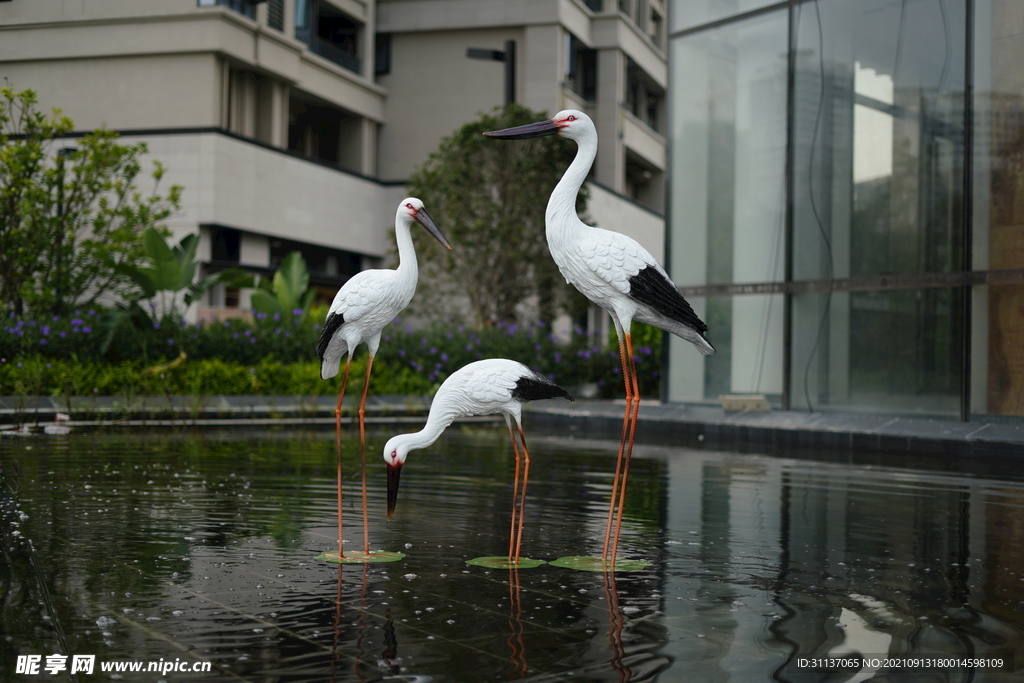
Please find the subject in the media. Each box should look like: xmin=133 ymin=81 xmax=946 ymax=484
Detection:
xmin=0 ymin=0 xmax=666 ymax=323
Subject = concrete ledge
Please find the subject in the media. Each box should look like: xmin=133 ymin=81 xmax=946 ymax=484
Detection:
xmin=522 ymin=400 xmax=1024 ymax=461
xmin=0 ymin=394 xmax=433 ymax=426
xmin=5 ymin=395 xmax=1023 ymax=466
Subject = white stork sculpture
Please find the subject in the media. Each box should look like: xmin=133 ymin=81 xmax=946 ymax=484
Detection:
xmin=484 ymin=111 xmax=714 ymax=568
xmin=317 ymin=197 xmax=452 ymax=562
xmin=383 ymin=358 xmax=573 ymax=567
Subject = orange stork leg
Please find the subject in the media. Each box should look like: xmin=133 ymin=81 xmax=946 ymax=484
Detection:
xmin=513 ymin=422 xmax=532 ymax=564
xmin=609 ymin=333 xmax=640 ymax=567
xmin=506 ymin=420 xmax=522 ymax=563
xmin=505 ymin=420 xmax=532 ymax=564
xmin=335 ymin=358 xmax=353 ymax=557
xmin=602 ymin=331 xmax=635 ymax=563
xmin=356 ymin=354 xmax=375 ymax=556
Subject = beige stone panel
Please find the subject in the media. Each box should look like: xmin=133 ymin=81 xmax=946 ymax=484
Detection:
xmin=0 ymin=0 xmax=198 ymax=24
xmin=0 ymin=53 xmax=219 ymax=130
xmin=586 ymin=182 xmax=664 ymax=263
xmin=521 ymin=24 xmax=562 ymax=115
xmin=594 ymin=47 xmax=624 ymax=192
xmin=992 ymin=0 xmax=1024 ymax=42
xmin=559 ymin=0 xmax=592 ymax=44
xmin=376 ymin=28 xmax=519 ymax=180
xmin=622 ymin=113 xmax=666 ymax=170
xmin=0 ymin=12 xmax=254 ymax=63
xmin=126 ymin=133 xmax=391 ymax=257
xmin=592 ymin=14 xmax=665 ymax=86
xmin=377 ymin=0 xmax=558 ymax=32
xmin=296 ymin=53 xmax=387 ymax=121
xmin=993 ymin=31 xmax=1024 ymax=95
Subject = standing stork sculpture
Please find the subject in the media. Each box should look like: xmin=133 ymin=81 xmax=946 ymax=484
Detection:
xmin=383 ymin=358 xmax=574 ymax=568
xmin=484 ymin=111 xmax=714 ymax=570
xmin=316 ymin=197 xmax=452 ymax=563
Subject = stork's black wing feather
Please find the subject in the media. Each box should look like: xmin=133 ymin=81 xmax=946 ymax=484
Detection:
xmin=511 ymin=372 xmax=574 ymax=403
xmin=628 ymin=266 xmax=708 ymax=334
xmin=316 ymin=311 xmax=345 ymax=360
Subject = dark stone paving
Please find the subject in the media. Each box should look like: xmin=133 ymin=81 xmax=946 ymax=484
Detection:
xmin=523 ymin=399 xmax=1024 ymax=460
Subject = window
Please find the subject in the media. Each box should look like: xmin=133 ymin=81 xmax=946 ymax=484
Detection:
xmin=375 ymin=33 xmax=392 ymax=76
xmin=565 ymin=33 xmax=597 ymax=101
xmin=197 ymin=0 xmax=255 ymax=19
xmin=212 ymin=228 xmax=241 ymax=263
xmin=267 ymin=0 xmax=284 ymax=31
xmin=295 ymin=0 xmax=362 ymax=75
xmin=649 ymin=9 xmax=663 ymax=47
xmin=288 ymin=94 xmax=366 ymax=172
xmin=269 ymin=238 xmax=362 ymax=281
xmin=626 ymin=59 xmax=662 ymax=131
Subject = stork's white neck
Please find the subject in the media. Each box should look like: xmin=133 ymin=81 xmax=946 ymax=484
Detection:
xmin=393 ymin=215 xmax=418 ymax=283
xmin=393 ymin=407 xmax=456 ymax=454
xmin=545 ymin=129 xmax=597 ymax=240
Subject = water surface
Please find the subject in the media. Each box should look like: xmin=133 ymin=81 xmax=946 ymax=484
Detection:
xmin=2 ymin=425 xmax=1023 ymax=681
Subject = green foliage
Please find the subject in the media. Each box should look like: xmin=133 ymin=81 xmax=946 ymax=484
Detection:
xmin=0 ymin=313 xmax=663 ymax=398
xmin=250 ymin=252 xmax=315 ymax=322
xmin=117 ymin=226 xmax=247 ymax=321
xmin=405 ymin=104 xmax=590 ymax=327
xmin=0 ymin=87 xmax=182 ymax=316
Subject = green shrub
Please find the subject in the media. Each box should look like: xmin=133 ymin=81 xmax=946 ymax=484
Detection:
xmin=0 ymin=307 xmax=663 ymax=398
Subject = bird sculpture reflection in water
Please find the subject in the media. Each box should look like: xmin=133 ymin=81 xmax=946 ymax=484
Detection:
xmin=484 ymin=111 xmax=714 ymax=570
xmin=316 ymin=197 xmax=452 ymax=563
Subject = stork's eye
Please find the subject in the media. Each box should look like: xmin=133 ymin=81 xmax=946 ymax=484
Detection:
xmin=405 ymin=203 xmax=414 ymax=209
xmin=566 ymin=115 xmax=577 ymax=121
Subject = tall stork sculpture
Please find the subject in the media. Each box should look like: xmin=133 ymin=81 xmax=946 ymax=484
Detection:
xmin=484 ymin=111 xmax=714 ymax=569
xmin=317 ymin=197 xmax=452 ymax=563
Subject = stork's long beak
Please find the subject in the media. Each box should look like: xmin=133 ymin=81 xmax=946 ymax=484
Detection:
xmin=386 ymin=462 xmax=402 ymax=520
xmin=483 ymin=119 xmax=560 ymax=140
xmin=415 ymin=208 xmax=453 ymax=251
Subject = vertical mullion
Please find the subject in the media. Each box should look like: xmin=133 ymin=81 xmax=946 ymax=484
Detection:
xmin=961 ymin=0 xmax=974 ymax=421
xmin=782 ymin=0 xmax=797 ymax=411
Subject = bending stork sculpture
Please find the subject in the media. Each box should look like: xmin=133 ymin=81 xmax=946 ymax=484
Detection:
xmin=485 ymin=111 xmax=714 ymax=568
xmin=317 ymin=197 xmax=452 ymax=562
xmin=383 ymin=359 xmax=574 ymax=567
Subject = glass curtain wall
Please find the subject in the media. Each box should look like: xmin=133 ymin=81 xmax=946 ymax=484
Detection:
xmin=666 ymin=11 xmax=789 ymax=404
xmin=973 ymin=0 xmax=1024 ymax=417
xmin=664 ymin=0 xmax=1009 ymax=418
xmin=789 ymin=0 xmax=967 ymax=414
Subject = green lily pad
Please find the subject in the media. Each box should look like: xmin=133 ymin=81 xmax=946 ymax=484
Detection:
xmin=465 ymin=556 xmax=547 ymax=569
xmin=548 ymin=556 xmax=651 ymax=572
xmin=315 ymin=550 xmax=407 ymax=564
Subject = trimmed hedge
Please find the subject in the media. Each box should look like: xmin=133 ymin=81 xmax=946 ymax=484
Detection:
xmin=0 ymin=307 xmax=663 ymax=398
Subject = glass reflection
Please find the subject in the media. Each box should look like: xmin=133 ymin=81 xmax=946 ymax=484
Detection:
xmin=667 ymin=9 xmax=788 ymax=404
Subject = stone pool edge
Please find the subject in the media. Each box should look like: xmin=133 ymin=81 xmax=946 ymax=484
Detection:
xmin=2 ymin=394 xmax=1023 ymax=459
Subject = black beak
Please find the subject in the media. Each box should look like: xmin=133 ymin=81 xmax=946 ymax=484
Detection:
xmin=415 ymin=207 xmax=453 ymax=251
xmin=386 ymin=462 xmax=402 ymax=520
xmin=483 ymin=119 xmax=560 ymax=140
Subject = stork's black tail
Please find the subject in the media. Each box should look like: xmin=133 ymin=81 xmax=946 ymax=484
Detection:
xmin=512 ymin=371 xmax=575 ymax=403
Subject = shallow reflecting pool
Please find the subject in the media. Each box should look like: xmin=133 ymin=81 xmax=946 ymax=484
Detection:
xmin=2 ymin=425 xmax=1023 ymax=681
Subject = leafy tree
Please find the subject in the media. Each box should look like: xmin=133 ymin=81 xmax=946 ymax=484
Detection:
xmin=0 ymin=86 xmax=181 ymax=315
xmin=250 ymin=251 xmax=315 ymax=322
xmin=405 ymin=104 xmax=589 ymax=327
